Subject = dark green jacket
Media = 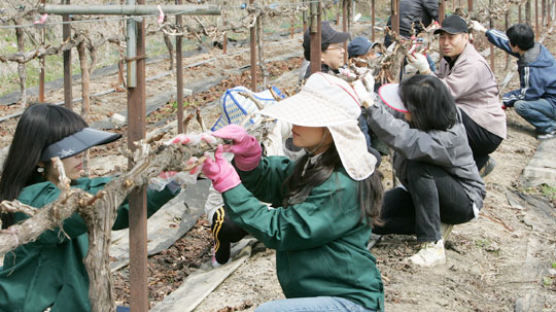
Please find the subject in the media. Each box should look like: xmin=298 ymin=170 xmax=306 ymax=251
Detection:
xmin=0 ymin=177 xmax=177 ymax=312
xmin=222 ymin=156 xmax=384 ymax=311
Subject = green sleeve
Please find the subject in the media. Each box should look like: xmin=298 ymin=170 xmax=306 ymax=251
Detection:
xmin=21 ymin=177 xmax=178 ymax=244
xmin=236 ymin=156 xmax=296 ymax=207
xmin=222 ymin=171 xmax=362 ymax=251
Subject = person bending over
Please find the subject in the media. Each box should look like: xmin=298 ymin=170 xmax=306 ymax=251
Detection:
xmin=174 ymin=73 xmax=385 ymax=312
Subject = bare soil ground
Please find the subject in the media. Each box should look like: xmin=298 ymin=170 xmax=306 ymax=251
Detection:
xmin=0 ymin=21 xmax=554 ymax=312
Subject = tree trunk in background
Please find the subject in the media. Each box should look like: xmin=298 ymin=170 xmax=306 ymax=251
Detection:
xmin=164 ymin=34 xmax=174 ymax=71
xmin=526 ymin=0 xmax=532 ymax=24
xmin=77 ymin=40 xmax=90 ymax=119
xmin=15 ymin=18 xmax=27 ymax=107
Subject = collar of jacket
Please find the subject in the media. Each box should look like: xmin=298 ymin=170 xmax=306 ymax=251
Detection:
xmin=443 ymin=43 xmax=476 ymax=70
xmin=519 ymin=42 xmax=542 ymax=66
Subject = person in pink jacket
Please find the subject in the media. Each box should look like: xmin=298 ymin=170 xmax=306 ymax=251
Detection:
xmin=408 ymin=15 xmax=506 ymax=177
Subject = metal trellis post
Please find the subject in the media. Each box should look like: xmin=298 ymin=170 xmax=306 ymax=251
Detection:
xmin=371 ymin=0 xmax=375 ymax=42
xmin=343 ymin=0 xmax=348 ymax=64
xmin=126 ymin=0 xmax=148 ymax=310
xmin=176 ymin=0 xmax=184 ymax=134
xmin=63 ymin=0 xmax=72 ymax=109
xmin=392 ymin=0 xmax=400 ymax=35
xmin=439 ymin=0 xmax=445 ymax=23
xmin=310 ymin=0 xmax=322 ymax=75
xmin=250 ymin=0 xmax=257 ymax=91
xmin=489 ymin=0 xmax=495 ymax=73
xmin=39 ymin=0 xmax=46 ymax=102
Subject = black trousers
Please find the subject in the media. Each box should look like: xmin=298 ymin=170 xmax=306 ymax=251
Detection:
xmin=212 ymin=206 xmax=247 ymax=264
xmin=373 ymin=161 xmax=476 ymax=242
xmin=460 ymin=110 xmax=503 ymax=170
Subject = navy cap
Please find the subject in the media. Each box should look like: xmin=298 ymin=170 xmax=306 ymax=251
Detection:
xmin=434 ymin=15 xmax=469 ymax=35
xmin=348 ymin=36 xmax=377 ymax=59
xmin=41 ymin=128 xmax=121 ymax=161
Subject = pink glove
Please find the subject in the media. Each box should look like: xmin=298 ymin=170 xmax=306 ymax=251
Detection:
xmin=202 ymin=145 xmax=241 ymax=193
xmin=212 ymin=124 xmax=262 ymax=171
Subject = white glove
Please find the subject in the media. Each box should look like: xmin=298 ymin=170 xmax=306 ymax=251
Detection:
xmin=338 ymin=67 xmax=357 ymax=80
xmin=470 ymin=20 xmax=487 ymax=33
xmin=407 ymin=52 xmax=431 ymax=75
xmin=353 ymin=72 xmax=376 ymax=108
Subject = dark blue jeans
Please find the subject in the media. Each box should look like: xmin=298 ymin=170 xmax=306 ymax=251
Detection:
xmin=255 ymin=296 xmax=376 ymax=312
xmin=514 ymin=98 xmax=556 ymax=134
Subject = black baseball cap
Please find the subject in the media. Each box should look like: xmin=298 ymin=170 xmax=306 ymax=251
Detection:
xmin=303 ymin=21 xmax=350 ymax=52
xmin=434 ymin=15 xmax=469 ymax=35
xmin=40 ymin=128 xmax=121 ymax=161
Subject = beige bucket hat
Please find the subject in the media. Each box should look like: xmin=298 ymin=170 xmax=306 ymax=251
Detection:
xmin=259 ymin=72 xmax=377 ymax=181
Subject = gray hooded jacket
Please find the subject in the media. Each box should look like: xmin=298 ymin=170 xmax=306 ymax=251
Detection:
xmin=367 ymin=104 xmax=486 ymax=213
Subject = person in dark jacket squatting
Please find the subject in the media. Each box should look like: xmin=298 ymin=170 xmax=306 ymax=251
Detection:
xmin=173 ymin=73 xmax=385 ymax=312
xmin=470 ymin=21 xmax=556 ymax=140
xmin=0 ymin=104 xmax=180 ymax=312
xmin=367 ymin=75 xmax=486 ymax=267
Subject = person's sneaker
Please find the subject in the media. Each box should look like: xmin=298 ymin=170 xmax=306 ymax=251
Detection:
xmin=408 ymin=240 xmax=446 ymax=267
xmin=537 ymin=130 xmax=556 ymax=140
xmin=211 ymin=252 xmax=231 ymax=268
xmin=441 ymin=223 xmax=454 ymax=241
xmin=479 ymin=157 xmax=496 ymax=178
xmin=366 ymin=233 xmax=383 ymax=250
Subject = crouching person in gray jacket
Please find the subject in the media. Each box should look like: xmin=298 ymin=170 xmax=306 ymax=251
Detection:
xmin=367 ymin=75 xmax=486 ymax=267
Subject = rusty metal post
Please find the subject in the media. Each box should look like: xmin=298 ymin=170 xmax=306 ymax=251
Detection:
xmin=176 ymin=0 xmax=184 ymax=134
xmin=526 ymin=1 xmax=531 ymax=24
xmin=505 ymin=11 xmax=510 ymax=69
xmin=342 ymin=0 xmax=348 ymax=64
xmin=63 ymin=0 xmax=72 ymax=109
xmin=303 ymin=0 xmax=307 ymax=33
xmin=536 ymin=0 xmax=539 ymax=38
xmin=468 ymin=0 xmax=473 ymax=12
xmin=310 ymin=1 xmax=322 ymax=75
xmin=547 ymin=0 xmax=551 ymax=25
xmin=222 ymin=1 xmax=227 ymax=54
xmin=290 ymin=0 xmax=295 ymax=39
xmin=336 ymin=0 xmax=341 ymax=26
xmin=371 ymin=0 xmax=375 ymax=41
xmin=127 ymin=0 xmax=148 ymax=310
xmin=392 ymin=0 xmax=400 ymax=35
xmin=439 ymin=0 xmax=445 ymax=23
xmin=489 ymin=0 xmax=495 ymax=73
xmin=543 ymin=0 xmax=546 ymax=27
xmin=249 ymin=0 xmax=257 ymax=91
xmin=39 ymin=0 xmax=46 ymax=102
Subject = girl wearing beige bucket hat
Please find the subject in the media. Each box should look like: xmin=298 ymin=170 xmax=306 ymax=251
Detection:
xmin=366 ymin=75 xmax=486 ymax=267
xmin=194 ymin=73 xmax=385 ymax=311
